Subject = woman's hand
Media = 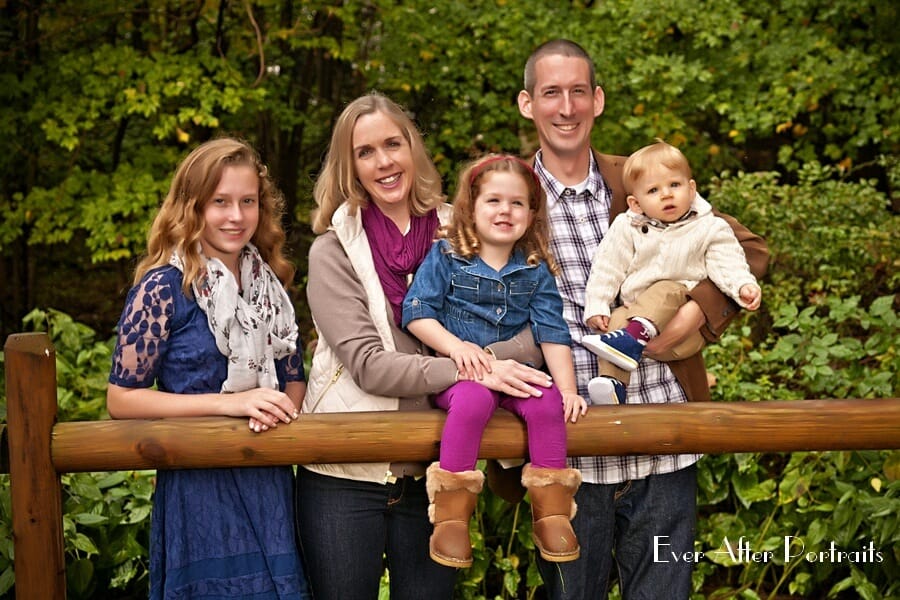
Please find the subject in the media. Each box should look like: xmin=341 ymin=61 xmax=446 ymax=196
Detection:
xmin=227 ymin=388 xmax=299 ymax=433
xmin=474 ymin=359 xmax=552 ymax=398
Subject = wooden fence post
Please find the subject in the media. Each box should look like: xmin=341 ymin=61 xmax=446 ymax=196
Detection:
xmin=5 ymin=333 xmax=66 ymax=598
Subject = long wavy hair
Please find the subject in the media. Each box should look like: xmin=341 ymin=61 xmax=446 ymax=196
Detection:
xmin=134 ymin=137 xmax=294 ymax=294
xmin=311 ymin=92 xmax=445 ymax=234
xmin=441 ymin=154 xmax=559 ymax=275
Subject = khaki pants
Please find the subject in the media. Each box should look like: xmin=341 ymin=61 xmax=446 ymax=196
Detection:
xmin=599 ymin=280 xmax=706 ymax=384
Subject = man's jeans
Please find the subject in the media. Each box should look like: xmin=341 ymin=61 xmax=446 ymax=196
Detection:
xmin=295 ymin=467 xmax=457 ymax=600
xmin=537 ymin=464 xmax=698 ymax=600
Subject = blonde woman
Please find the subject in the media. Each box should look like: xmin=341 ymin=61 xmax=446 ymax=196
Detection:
xmin=297 ymin=93 xmax=550 ymax=600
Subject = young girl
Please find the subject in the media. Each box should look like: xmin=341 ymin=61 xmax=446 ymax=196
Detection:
xmin=107 ymin=138 xmax=311 ymax=599
xmin=402 ymin=154 xmax=587 ymax=568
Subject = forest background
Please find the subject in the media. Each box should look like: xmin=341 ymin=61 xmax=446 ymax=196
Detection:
xmin=0 ymin=0 xmax=898 ymax=598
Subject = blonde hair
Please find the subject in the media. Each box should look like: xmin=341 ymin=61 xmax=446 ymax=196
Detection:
xmin=135 ymin=137 xmax=294 ymax=294
xmin=311 ymin=92 xmax=445 ymax=234
xmin=623 ymin=140 xmax=693 ymax=196
xmin=442 ymin=154 xmax=559 ymax=275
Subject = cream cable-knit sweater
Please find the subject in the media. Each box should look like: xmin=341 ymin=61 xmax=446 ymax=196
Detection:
xmin=584 ymin=195 xmax=758 ymax=322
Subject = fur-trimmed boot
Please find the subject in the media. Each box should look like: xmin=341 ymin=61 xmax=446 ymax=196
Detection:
xmin=426 ymin=462 xmax=485 ymax=568
xmin=521 ymin=463 xmax=582 ymax=562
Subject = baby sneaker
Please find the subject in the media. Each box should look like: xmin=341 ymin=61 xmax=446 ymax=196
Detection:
xmin=588 ymin=376 xmax=627 ymax=405
xmin=582 ymin=329 xmax=645 ymax=371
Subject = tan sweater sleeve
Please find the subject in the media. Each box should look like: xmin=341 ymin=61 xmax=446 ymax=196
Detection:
xmin=307 ymin=233 xmax=458 ymax=397
xmin=484 ymin=326 xmax=544 ymax=367
xmin=689 ymin=210 xmax=770 ymax=341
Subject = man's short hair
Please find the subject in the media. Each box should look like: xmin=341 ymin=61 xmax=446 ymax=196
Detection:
xmin=523 ymin=39 xmax=597 ymax=94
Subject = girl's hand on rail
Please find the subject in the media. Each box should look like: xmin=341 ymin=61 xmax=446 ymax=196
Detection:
xmin=563 ymin=391 xmax=588 ymax=423
xmin=226 ymin=388 xmax=299 ymax=433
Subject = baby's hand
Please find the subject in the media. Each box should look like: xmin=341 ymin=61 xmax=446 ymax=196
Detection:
xmin=562 ymin=391 xmax=588 ymax=423
xmin=586 ymin=315 xmax=609 ymax=332
xmin=449 ymin=341 xmax=493 ymax=380
xmin=739 ymin=283 xmax=762 ymax=311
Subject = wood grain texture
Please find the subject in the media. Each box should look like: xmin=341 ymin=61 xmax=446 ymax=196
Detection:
xmin=5 ymin=333 xmax=66 ymax=598
xmin=50 ymin=398 xmax=900 ymax=472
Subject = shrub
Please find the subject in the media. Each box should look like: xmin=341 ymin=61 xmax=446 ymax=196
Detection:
xmin=0 ymin=309 xmax=152 ymax=598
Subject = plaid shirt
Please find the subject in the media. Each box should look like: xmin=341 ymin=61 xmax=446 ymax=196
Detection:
xmin=534 ymin=151 xmax=702 ymax=485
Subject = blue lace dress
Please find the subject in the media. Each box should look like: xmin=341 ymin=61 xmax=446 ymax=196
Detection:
xmin=109 ymin=266 xmax=311 ymax=599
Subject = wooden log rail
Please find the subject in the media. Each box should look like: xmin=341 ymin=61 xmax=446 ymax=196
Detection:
xmin=4 ymin=332 xmax=900 ymax=597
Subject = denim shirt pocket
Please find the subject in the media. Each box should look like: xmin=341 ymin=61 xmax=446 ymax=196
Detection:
xmin=450 ymin=272 xmax=480 ymax=303
xmin=508 ymin=278 xmax=537 ymax=296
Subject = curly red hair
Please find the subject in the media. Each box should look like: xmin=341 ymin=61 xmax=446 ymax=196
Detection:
xmin=441 ymin=154 xmax=559 ymax=275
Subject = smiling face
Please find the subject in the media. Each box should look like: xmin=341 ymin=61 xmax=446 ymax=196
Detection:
xmin=472 ymin=171 xmax=534 ymax=256
xmin=627 ymin=163 xmax=697 ymax=223
xmin=518 ymin=53 xmax=605 ymax=168
xmin=352 ymin=110 xmax=415 ymax=221
xmin=199 ymin=164 xmax=260 ymax=271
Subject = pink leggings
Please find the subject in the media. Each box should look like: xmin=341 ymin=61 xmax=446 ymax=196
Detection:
xmin=433 ymin=380 xmax=567 ymax=472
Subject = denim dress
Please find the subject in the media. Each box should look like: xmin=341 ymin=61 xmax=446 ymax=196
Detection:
xmin=402 ymin=239 xmax=571 ymax=347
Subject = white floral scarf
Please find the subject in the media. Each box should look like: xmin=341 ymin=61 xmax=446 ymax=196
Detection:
xmin=171 ymin=244 xmax=298 ymax=393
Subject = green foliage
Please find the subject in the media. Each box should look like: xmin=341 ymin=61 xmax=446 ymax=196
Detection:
xmin=0 ymin=481 xmax=13 ymax=596
xmin=687 ymin=170 xmax=900 ymax=598
xmin=710 ymin=163 xmax=898 ymax=309
xmin=20 ymin=309 xmax=114 ymax=421
xmin=4 ymin=0 xmax=897 ymax=265
xmin=61 ymin=470 xmax=154 ymax=599
xmin=696 ymin=451 xmax=900 ymax=600
xmin=1 ymin=1 xmax=898 ymax=598
xmin=0 ymin=309 xmax=153 ymax=597
xmin=468 ymin=480 xmax=538 ymax=600
xmin=582 ymin=0 xmax=900 ymax=182
xmin=705 ymin=164 xmax=899 ymax=403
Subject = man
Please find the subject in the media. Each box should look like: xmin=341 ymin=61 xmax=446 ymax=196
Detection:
xmin=516 ymin=39 xmax=769 ymax=598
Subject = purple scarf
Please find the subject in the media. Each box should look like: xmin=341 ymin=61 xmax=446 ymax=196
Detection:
xmin=361 ymin=203 xmax=439 ymax=326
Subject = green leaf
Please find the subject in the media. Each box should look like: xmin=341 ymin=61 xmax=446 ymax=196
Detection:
xmin=72 ymin=513 xmax=109 ymax=526
xmin=67 ymin=558 xmax=94 ymax=595
xmin=70 ymin=532 xmax=100 ymax=555
xmin=0 ymin=567 xmax=14 ymax=596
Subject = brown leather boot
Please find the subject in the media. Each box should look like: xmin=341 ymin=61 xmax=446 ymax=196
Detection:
xmin=426 ymin=462 xmax=484 ymax=568
xmin=522 ymin=463 xmax=582 ymax=562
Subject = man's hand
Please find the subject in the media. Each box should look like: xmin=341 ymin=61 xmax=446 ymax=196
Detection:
xmin=644 ymin=300 xmax=705 ymax=358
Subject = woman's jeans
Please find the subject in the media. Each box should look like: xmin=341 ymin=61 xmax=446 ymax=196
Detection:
xmin=295 ymin=466 xmax=457 ymax=600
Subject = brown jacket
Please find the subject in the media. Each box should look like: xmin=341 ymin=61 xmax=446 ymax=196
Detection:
xmin=594 ymin=151 xmax=770 ymax=401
